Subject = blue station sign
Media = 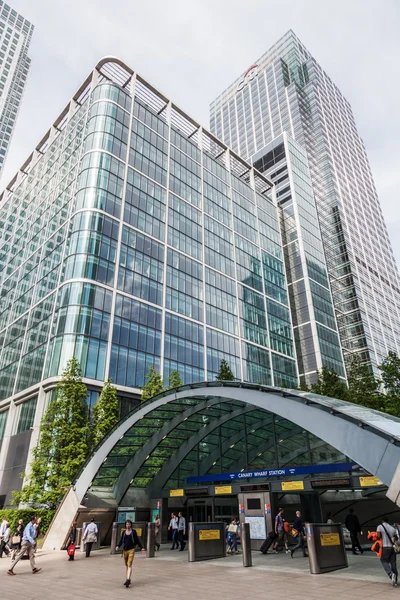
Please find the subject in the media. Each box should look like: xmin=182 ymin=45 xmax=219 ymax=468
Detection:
xmin=186 ymin=462 xmax=359 ymax=485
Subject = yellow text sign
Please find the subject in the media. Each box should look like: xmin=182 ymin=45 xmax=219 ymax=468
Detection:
xmin=281 ymin=481 xmax=304 ymax=491
xmin=169 ymin=489 xmax=184 ymax=497
xmin=215 ymin=485 xmax=232 ymax=495
xmin=359 ymin=476 xmax=383 ymax=487
xmin=320 ymin=533 xmax=340 ymax=546
xmin=135 ymin=528 xmax=143 ymax=537
xmin=199 ymin=529 xmax=220 ymax=541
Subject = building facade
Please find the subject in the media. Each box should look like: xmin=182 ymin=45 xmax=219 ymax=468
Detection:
xmin=0 ymin=58 xmax=298 ymax=506
xmin=210 ymin=30 xmax=400 ymax=376
xmin=0 ymin=1 xmax=33 ymax=178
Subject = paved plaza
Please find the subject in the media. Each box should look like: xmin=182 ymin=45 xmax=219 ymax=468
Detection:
xmin=1 ymin=546 xmax=398 ymax=600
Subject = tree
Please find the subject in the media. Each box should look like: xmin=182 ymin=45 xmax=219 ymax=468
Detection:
xmin=167 ymin=369 xmax=183 ymax=389
xmin=379 ymin=351 xmax=400 ymax=416
xmin=311 ymin=365 xmax=348 ymax=400
xmin=13 ymin=357 xmax=89 ymax=508
xmin=347 ymin=356 xmax=385 ymax=411
xmin=141 ymin=366 xmax=164 ymax=400
xmin=92 ymin=379 xmax=119 ymax=446
xmin=216 ymin=359 xmax=235 ymax=381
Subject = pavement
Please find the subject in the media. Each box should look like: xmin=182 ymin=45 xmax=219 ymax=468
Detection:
xmin=1 ymin=545 xmax=398 ymax=600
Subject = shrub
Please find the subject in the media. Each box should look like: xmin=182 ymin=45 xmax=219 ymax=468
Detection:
xmin=0 ymin=508 xmax=55 ymax=535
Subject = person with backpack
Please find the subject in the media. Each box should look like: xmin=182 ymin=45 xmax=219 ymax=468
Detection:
xmin=116 ymin=520 xmax=145 ymax=588
xmin=273 ymin=508 xmax=290 ymax=554
xmin=377 ymin=517 xmax=399 ymax=587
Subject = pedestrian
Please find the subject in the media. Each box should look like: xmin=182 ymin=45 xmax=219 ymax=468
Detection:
xmin=0 ymin=517 xmax=7 ymax=538
xmin=82 ymin=518 xmax=98 ymax=557
xmin=290 ymin=511 xmax=308 ymax=558
xmin=273 ymin=508 xmax=290 ymax=554
xmin=177 ymin=512 xmax=186 ymax=551
xmin=0 ymin=521 xmax=10 ymax=557
xmin=326 ymin=512 xmax=334 ymax=524
xmin=7 ymin=516 xmax=42 ymax=576
xmin=10 ymin=522 xmax=23 ymax=561
xmin=168 ymin=513 xmax=179 ymax=550
xmin=33 ymin=517 xmax=41 ymax=553
xmin=115 ymin=520 xmax=145 ymax=588
xmin=67 ymin=521 xmax=77 ymax=561
xmin=226 ymin=517 xmax=239 ymax=554
xmin=154 ymin=514 xmax=161 ymax=551
xmin=345 ymin=508 xmax=363 ymax=555
xmin=377 ymin=517 xmax=399 ymax=586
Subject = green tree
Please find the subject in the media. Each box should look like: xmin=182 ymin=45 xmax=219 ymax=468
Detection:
xmin=379 ymin=351 xmax=400 ymax=416
xmin=311 ymin=365 xmax=348 ymax=400
xmin=13 ymin=357 xmax=89 ymax=508
xmin=347 ymin=356 xmax=385 ymax=411
xmin=167 ymin=369 xmax=183 ymax=389
xmin=216 ymin=359 xmax=235 ymax=381
xmin=141 ymin=366 xmax=164 ymax=400
xmin=92 ymin=378 xmax=119 ymax=446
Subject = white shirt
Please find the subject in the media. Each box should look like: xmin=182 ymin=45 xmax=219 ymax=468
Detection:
xmin=0 ymin=520 xmax=6 ymax=537
xmin=169 ymin=518 xmax=178 ymax=530
xmin=378 ymin=523 xmax=396 ymax=548
xmin=83 ymin=522 xmax=98 ymax=538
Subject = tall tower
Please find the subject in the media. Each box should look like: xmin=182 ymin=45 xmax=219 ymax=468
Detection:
xmin=210 ymin=30 xmax=400 ymax=376
xmin=0 ymin=1 xmax=33 ymax=177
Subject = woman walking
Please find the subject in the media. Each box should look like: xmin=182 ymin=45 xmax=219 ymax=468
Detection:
xmin=10 ymin=521 xmax=23 ymax=561
xmin=67 ymin=522 xmax=77 ymax=561
xmin=154 ymin=514 xmax=161 ymax=551
xmin=116 ymin=520 xmax=145 ymax=588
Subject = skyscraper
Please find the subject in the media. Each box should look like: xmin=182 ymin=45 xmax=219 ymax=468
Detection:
xmin=0 ymin=57 xmax=298 ymax=505
xmin=0 ymin=1 xmax=33 ymax=178
xmin=210 ymin=30 xmax=400 ymax=376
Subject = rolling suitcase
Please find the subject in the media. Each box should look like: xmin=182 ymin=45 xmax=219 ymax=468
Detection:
xmin=260 ymin=531 xmax=277 ymax=554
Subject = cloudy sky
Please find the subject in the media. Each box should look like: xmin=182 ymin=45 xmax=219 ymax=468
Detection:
xmin=3 ymin=0 xmax=400 ymax=263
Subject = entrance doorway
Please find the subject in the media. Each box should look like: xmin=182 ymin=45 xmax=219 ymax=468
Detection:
xmin=187 ymin=500 xmax=212 ymax=522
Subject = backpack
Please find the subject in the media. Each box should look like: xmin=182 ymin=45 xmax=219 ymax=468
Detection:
xmin=284 ymin=521 xmax=291 ymax=533
xmin=368 ymin=531 xmax=382 ymax=558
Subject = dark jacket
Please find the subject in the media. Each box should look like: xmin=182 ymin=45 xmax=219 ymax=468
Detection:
xmin=118 ymin=528 xmax=143 ymax=551
xmin=293 ymin=517 xmax=303 ymax=533
xmin=345 ymin=513 xmax=361 ymax=533
xmin=69 ymin=527 xmax=77 ymax=544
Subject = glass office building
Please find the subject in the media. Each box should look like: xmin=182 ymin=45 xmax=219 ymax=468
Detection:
xmin=0 ymin=1 xmax=33 ymax=178
xmin=0 ymin=58 xmax=298 ymax=505
xmin=210 ymin=30 xmax=400 ymax=376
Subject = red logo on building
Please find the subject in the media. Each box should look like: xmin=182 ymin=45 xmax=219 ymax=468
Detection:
xmin=237 ymin=64 xmax=258 ymax=92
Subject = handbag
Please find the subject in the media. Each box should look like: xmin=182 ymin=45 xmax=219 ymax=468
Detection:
xmin=11 ymin=535 xmax=21 ymax=545
xmin=67 ymin=543 xmax=76 ymax=556
xmin=228 ymin=524 xmax=238 ymax=534
xmin=291 ymin=529 xmax=299 ymax=538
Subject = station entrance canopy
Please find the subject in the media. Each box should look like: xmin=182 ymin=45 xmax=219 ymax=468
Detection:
xmin=44 ymin=381 xmax=400 ymax=550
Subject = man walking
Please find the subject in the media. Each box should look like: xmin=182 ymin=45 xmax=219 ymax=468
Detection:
xmin=177 ymin=512 xmax=186 ymax=551
xmin=345 ymin=508 xmax=363 ymax=555
xmin=291 ymin=511 xmax=307 ymax=558
xmin=377 ymin=517 xmax=398 ymax=586
xmin=82 ymin=518 xmax=98 ymax=557
xmin=168 ymin=513 xmax=179 ymax=550
xmin=273 ymin=508 xmax=290 ymax=553
xmin=7 ymin=516 xmax=42 ymax=576
xmin=0 ymin=521 xmax=10 ymax=557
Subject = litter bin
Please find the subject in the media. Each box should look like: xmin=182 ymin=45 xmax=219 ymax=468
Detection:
xmin=306 ymin=522 xmax=348 ymax=574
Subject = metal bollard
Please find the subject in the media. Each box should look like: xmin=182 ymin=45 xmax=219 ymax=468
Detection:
xmin=188 ymin=522 xmax=195 ymax=562
xmin=146 ymin=522 xmax=156 ymax=558
xmin=241 ymin=523 xmax=252 ymax=567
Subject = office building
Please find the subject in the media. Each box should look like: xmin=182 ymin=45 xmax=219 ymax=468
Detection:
xmin=0 ymin=1 xmax=33 ymax=178
xmin=210 ymin=30 xmax=400 ymax=376
xmin=0 ymin=57 xmax=298 ymax=505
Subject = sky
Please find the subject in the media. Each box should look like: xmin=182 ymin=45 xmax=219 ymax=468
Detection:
xmin=2 ymin=0 xmax=400 ymax=263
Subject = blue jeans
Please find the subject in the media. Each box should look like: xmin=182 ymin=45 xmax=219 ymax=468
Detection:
xmin=171 ymin=529 xmax=179 ymax=549
xmin=228 ymin=533 xmax=238 ymax=552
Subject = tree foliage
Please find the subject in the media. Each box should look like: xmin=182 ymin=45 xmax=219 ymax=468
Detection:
xmin=13 ymin=357 xmax=89 ymax=508
xmin=216 ymin=359 xmax=235 ymax=381
xmin=347 ymin=356 xmax=385 ymax=411
xmin=311 ymin=365 xmax=348 ymax=400
xmin=141 ymin=366 xmax=164 ymax=400
xmin=92 ymin=378 xmax=119 ymax=446
xmin=379 ymin=351 xmax=400 ymax=416
xmin=167 ymin=369 xmax=183 ymax=389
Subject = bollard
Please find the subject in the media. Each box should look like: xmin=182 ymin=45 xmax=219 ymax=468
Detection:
xmin=146 ymin=522 xmax=156 ymax=558
xmin=188 ymin=522 xmax=195 ymax=562
xmin=241 ymin=523 xmax=252 ymax=567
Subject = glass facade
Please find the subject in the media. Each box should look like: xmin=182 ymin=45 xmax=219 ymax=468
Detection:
xmin=0 ymin=58 xmax=301 ymax=504
xmin=0 ymin=1 xmax=33 ymax=176
xmin=210 ymin=29 xmax=400 ymax=376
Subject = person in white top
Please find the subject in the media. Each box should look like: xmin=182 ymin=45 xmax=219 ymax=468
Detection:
xmin=82 ymin=519 xmax=98 ymax=558
xmin=0 ymin=517 xmax=7 ymax=537
xmin=377 ymin=517 xmax=398 ymax=586
xmin=168 ymin=513 xmax=179 ymax=550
